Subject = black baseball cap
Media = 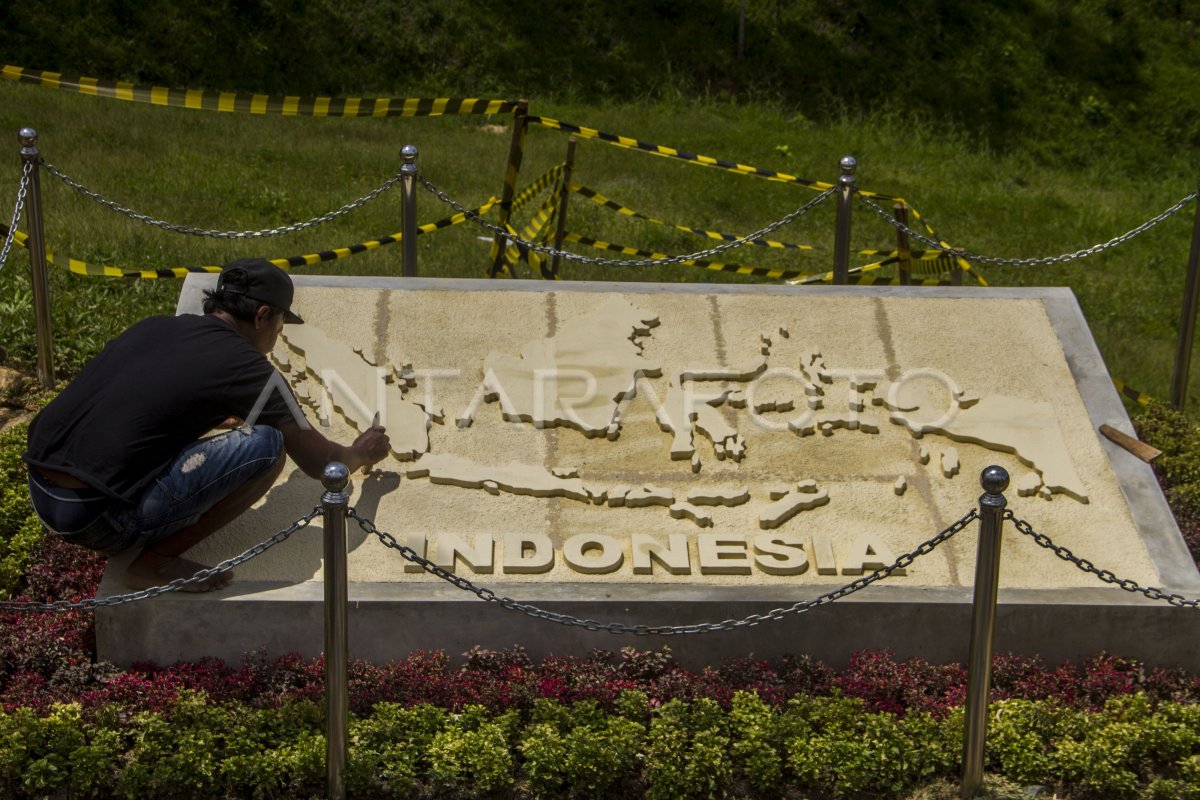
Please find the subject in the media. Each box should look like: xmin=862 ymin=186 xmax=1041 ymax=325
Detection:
xmin=217 ymin=258 xmax=304 ymax=324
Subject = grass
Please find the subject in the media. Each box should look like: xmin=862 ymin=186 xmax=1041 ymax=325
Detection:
xmin=0 ymin=79 xmax=1198 ymax=413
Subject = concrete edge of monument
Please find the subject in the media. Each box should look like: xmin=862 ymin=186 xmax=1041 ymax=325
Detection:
xmin=94 ymin=277 xmax=1200 ymax=670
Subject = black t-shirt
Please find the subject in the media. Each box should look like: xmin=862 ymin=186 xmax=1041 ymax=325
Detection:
xmin=24 ymin=314 xmax=296 ymax=504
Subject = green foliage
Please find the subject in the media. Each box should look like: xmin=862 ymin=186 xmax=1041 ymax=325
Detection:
xmin=615 ymin=688 xmax=651 ymax=722
xmin=0 ymin=423 xmax=42 ymax=599
xmin=1137 ymin=401 xmax=1200 ymax=470
xmin=0 ymin=704 xmax=119 ymax=800
xmin=0 ymin=691 xmax=1198 ymax=798
xmin=1134 ymin=401 xmax=1200 ymax=560
xmin=784 ymin=695 xmax=961 ymax=798
xmin=521 ymin=699 xmax=645 ymax=798
xmin=643 ymin=698 xmax=733 ymax=800
xmin=988 ymin=698 xmax=1085 ymax=784
xmin=729 ymin=690 xmax=785 ymax=790
xmin=427 ymin=705 xmax=517 ymax=797
xmin=346 ymin=702 xmax=448 ymax=799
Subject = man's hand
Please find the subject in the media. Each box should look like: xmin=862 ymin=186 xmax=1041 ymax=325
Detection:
xmin=353 ymin=426 xmax=390 ymax=471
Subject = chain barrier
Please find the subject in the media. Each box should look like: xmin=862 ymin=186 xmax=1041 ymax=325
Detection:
xmin=0 ymin=508 xmax=321 ymax=612
xmin=42 ymin=160 xmax=404 ymax=239
xmin=0 ymin=161 xmax=31 ymax=271
xmin=349 ymin=507 xmax=978 ymax=634
xmin=420 ymin=175 xmax=836 ymax=270
xmin=860 ymin=190 xmax=1199 ymax=268
xmin=1006 ymin=510 xmax=1200 ymax=608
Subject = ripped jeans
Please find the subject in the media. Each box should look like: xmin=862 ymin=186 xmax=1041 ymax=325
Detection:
xmin=28 ymin=425 xmax=283 ymax=554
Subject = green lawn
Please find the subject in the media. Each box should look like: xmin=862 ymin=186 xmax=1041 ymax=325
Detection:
xmin=0 ymin=79 xmax=1197 ymax=412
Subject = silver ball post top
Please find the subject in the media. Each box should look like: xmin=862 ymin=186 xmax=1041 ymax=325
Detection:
xmin=838 ymin=155 xmax=856 ymax=187
xmin=18 ymin=127 xmax=38 ymax=147
xmin=400 ymin=144 xmax=418 ymax=174
xmin=322 ymin=462 xmax=350 ymax=493
xmin=980 ymin=465 xmax=1010 ymax=495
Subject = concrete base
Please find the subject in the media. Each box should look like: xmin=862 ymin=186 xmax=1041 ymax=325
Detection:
xmin=94 ymin=279 xmax=1200 ymax=670
xmin=96 ymin=565 xmax=1200 ymax=670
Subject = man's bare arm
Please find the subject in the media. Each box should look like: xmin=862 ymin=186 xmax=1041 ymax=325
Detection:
xmin=279 ymin=420 xmax=390 ymax=478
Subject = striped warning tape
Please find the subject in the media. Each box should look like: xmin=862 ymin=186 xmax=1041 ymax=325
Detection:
xmin=788 ymin=258 xmax=899 ymax=285
xmin=505 ymin=190 xmax=561 ymax=279
xmin=510 ymin=164 xmax=565 ymax=216
xmin=1 ymin=65 xmax=517 ymax=118
xmin=562 ymin=231 xmax=888 ymax=283
xmin=901 ymin=203 xmax=985 ymax=286
xmin=531 ymin=115 xmax=899 ymax=201
xmin=855 ymin=249 xmax=959 ymax=278
xmin=839 ymin=276 xmax=957 ymax=286
xmin=1112 ymin=378 xmax=1152 ymax=407
xmin=0 ymin=198 xmax=497 ymax=278
xmin=571 ymin=183 xmax=813 ymax=250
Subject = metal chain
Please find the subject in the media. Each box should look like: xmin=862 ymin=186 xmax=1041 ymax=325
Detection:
xmin=41 ymin=160 xmax=404 ymax=239
xmin=419 ymin=175 xmax=836 ymax=268
xmin=350 ymin=507 xmax=978 ymax=635
xmin=1005 ymin=510 xmax=1200 ymax=608
xmin=0 ymin=161 xmax=32 ymax=271
xmin=0 ymin=508 xmax=321 ymax=612
xmin=859 ymin=190 xmax=1199 ymax=267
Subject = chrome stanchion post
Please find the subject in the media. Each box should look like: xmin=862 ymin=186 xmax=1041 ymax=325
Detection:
xmin=833 ymin=155 xmax=856 ymax=285
xmin=322 ymin=463 xmax=350 ymax=800
xmin=1169 ymin=187 xmax=1200 ymax=410
xmin=19 ymin=128 xmax=54 ymax=387
xmin=400 ymin=145 xmax=418 ymax=278
xmin=961 ymin=465 xmax=1009 ymax=798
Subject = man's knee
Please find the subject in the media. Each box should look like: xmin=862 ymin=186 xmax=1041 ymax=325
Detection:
xmin=225 ymin=425 xmax=284 ymax=479
xmin=247 ymin=424 xmax=284 ymax=464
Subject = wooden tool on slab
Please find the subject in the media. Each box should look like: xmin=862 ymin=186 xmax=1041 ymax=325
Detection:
xmin=1099 ymin=424 xmax=1162 ymax=463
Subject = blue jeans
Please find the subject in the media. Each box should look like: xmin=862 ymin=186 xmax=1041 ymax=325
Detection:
xmin=28 ymin=425 xmax=284 ymax=554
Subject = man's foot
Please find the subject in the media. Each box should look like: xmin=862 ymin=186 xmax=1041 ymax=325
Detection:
xmin=124 ymin=549 xmax=234 ymax=593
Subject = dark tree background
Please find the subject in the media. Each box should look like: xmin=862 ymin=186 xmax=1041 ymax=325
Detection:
xmin=2 ymin=0 xmax=1198 ymax=165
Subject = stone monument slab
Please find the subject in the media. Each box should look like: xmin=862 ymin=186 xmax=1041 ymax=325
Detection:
xmin=96 ymin=278 xmax=1200 ymax=668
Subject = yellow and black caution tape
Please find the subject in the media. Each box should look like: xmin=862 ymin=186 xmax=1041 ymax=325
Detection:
xmin=1 ymin=65 xmax=517 ymax=117
xmin=489 ymin=105 xmax=530 ymax=278
xmin=1112 ymin=378 xmax=1152 ymax=407
xmin=836 ymin=276 xmax=957 ymax=286
xmin=571 ymin=184 xmax=813 ymax=251
xmin=504 ymin=190 xmax=561 ymax=279
xmin=532 ymin=115 xmax=901 ymax=200
xmin=562 ymin=231 xmax=887 ymax=283
xmin=899 ymin=203 xmax=986 ymax=286
xmin=510 ymin=164 xmax=565 ymax=216
xmin=0 ymin=198 xmax=498 ymax=278
xmin=854 ymin=247 xmax=961 ymax=278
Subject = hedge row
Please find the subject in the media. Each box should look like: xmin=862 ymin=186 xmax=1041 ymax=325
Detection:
xmin=3 ymin=690 xmax=1199 ymax=800
xmin=1135 ymin=402 xmax=1200 ymax=564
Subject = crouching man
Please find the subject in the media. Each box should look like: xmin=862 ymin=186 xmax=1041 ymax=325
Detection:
xmin=22 ymin=258 xmax=389 ymax=592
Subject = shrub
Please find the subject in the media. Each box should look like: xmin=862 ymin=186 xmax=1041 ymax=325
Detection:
xmin=833 ymin=649 xmax=965 ymax=716
xmin=521 ymin=705 xmax=645 ymax=799
xmin=1135 ymin=402 xmax=1200 ymax=563
xmin=785 ymin=695 xmax=961 ymax=798
xmin=427 ymin=706 xmax=517 ymax=797
xmin=643 ymin=698 xmax=732 ymax=800
xmin=0 ymin=424 xmax=42 ymax=600
xmin=988 ymin=699 xmax=1085 ymax=784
